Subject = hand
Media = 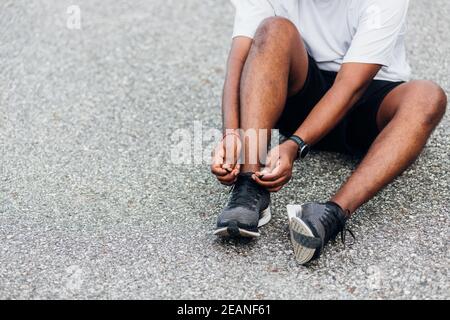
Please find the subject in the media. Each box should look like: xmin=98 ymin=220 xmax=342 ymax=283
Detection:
xmin=252 ymin=140 xmax=298 ymax=192
xmin=211 ymin=133 xmax=242 ymax=185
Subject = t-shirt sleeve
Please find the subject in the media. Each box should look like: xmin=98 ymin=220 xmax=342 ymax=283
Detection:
xmin=343 ymin=0 xmax=409 ymax=66
xmin=231 ymin=0 xmax=276 ymax=39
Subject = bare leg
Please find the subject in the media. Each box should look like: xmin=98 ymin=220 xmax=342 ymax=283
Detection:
xmin=332 ymin=80 xmax=447 ymax=214
xmin=239 ymin=17 xmax=309 ymax=173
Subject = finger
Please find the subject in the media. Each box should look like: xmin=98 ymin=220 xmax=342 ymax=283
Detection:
xmin=223 ymin=156 xmax=237 ymax=172
xmin=217 ymin=173 xmax=237 ymax=184
xmin=259 ymin=164 xmax=284 ymax=181
xmin=223 ymin=139 xmax=239 ymax=167
xmin=267 ymin=186 xmax=283 ymax=193
xmin=256 ymin=155 xmax=278 ymax=178
xmin=223 ymin=160 xmax=237 ymax=172
xmin=266 ymin=176 xmax=290 ymax=192
xmin=211 ymin=144 xmax=227 ymax=175
xmin=217 ymin=171 xmax=235 ymax=180
xmin=211 ymin=164 xmax=228 ymax=177
xmin=211 ymin=149 xmax=224 ymax=167
xmin=252 ymin=174 xmax=287 ymax=188
xmin=255 ymin=167 xmax=269 ymax=178
xmin=262 ymin=145 xmax=281 ymax=165
xmin=224 ymin=162 xmax=239 ymax=173
xmin=231 ymin=164 xmax=240 ymax=177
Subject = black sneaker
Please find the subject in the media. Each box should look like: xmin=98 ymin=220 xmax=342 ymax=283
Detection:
xmin=287 ymin=201 xmax=353 ymax=264
xmin=214 ymin=173 xmax=271 ymax=238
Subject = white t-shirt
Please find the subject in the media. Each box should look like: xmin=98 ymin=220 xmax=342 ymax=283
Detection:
xmin=231 ymin=0 xmax=411 ymax=82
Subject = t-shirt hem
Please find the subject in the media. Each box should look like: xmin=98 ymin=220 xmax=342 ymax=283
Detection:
xmin=342 ymin=57 xmax=390 ymax=68
xmin=231 ymin=33 xmax=254 ymax=39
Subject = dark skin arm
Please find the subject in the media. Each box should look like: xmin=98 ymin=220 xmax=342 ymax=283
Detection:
xmin=222 ymin=37 xmax=253 ymax=132
xmin=294 ymin=63 xmax=382 ymax=145
xmin=211 ymin=37 xmax=252 ymax=185
xmin=254 ymin=63 xmax=382 ymax=192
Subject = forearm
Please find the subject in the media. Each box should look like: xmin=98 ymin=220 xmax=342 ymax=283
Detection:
xmin=221 ymin=37 xmax=253 ymax=134
xmin=222 ymin=57 xmax=244 ymax=133
xmin=293 ymin=63 xmax=381 ymax=145
xmin=293 ymin=80 xmax=368 ymax=145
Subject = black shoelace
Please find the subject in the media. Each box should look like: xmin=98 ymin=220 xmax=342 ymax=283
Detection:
xmin=228 ymin=177 xmax=261 ymax=210
xmin=320 ymin=207 xmax=356 ymax=247
xmin=341 ymin=225 xmax=356 ymax=248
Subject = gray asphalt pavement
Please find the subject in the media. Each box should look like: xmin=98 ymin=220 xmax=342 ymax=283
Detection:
xmin=0 ymin=0 xmax=449 ymax=299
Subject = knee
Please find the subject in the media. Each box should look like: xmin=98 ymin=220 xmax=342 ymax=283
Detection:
xmin=253 ymin=17 xmax=298 ymax=49
xmin=406 ymin=80 xmax=447 ymax=127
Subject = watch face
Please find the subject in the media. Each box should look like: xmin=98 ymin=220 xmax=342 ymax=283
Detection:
xmin=300 ymin=144 xmax=310 ymax=158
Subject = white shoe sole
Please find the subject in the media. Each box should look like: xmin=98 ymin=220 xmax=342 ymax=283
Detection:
xmin=213 ymin=206 xmax=271 ymax=238
xmin=287 ymin=205 xmax=317 ymax=265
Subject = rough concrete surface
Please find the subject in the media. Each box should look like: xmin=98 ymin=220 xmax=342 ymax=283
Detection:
xmin=0 ymin=0 xmax=449 ymax=299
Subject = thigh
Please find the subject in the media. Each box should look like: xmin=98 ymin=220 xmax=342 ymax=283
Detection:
xmin=345 ymin=80 xmax=405 ymax=155
xmin=287 ymin=29 xmax=310 ymax=97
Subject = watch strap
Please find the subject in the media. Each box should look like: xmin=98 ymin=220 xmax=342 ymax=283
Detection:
xmin=288 ymin=135 xmax=309 ymax=159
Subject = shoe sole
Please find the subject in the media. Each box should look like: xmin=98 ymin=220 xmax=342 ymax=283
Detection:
xmin=287 ymin=205 xmax=316 ymax=265
xmin=213 ymin=206 xmax=271 ymax=238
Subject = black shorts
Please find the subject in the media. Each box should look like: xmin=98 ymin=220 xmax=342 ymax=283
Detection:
xmin=276 ymin=55 xmax=404 ymax=156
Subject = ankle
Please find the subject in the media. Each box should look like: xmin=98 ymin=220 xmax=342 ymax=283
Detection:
xmin=329 ymin=198 xmax=354 ymax=218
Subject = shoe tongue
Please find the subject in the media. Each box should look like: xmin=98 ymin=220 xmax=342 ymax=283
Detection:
xmin=234 ymin=172 xmax=265 ymax=194
xmin=228 ymin=173 xmax=260 ymax=210
xmin=235 ymin=172 xmax=255 ymax=185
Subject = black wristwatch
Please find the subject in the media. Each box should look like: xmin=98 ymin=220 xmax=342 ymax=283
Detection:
xmin=288 ymin=135 xmax=310 ymax=159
